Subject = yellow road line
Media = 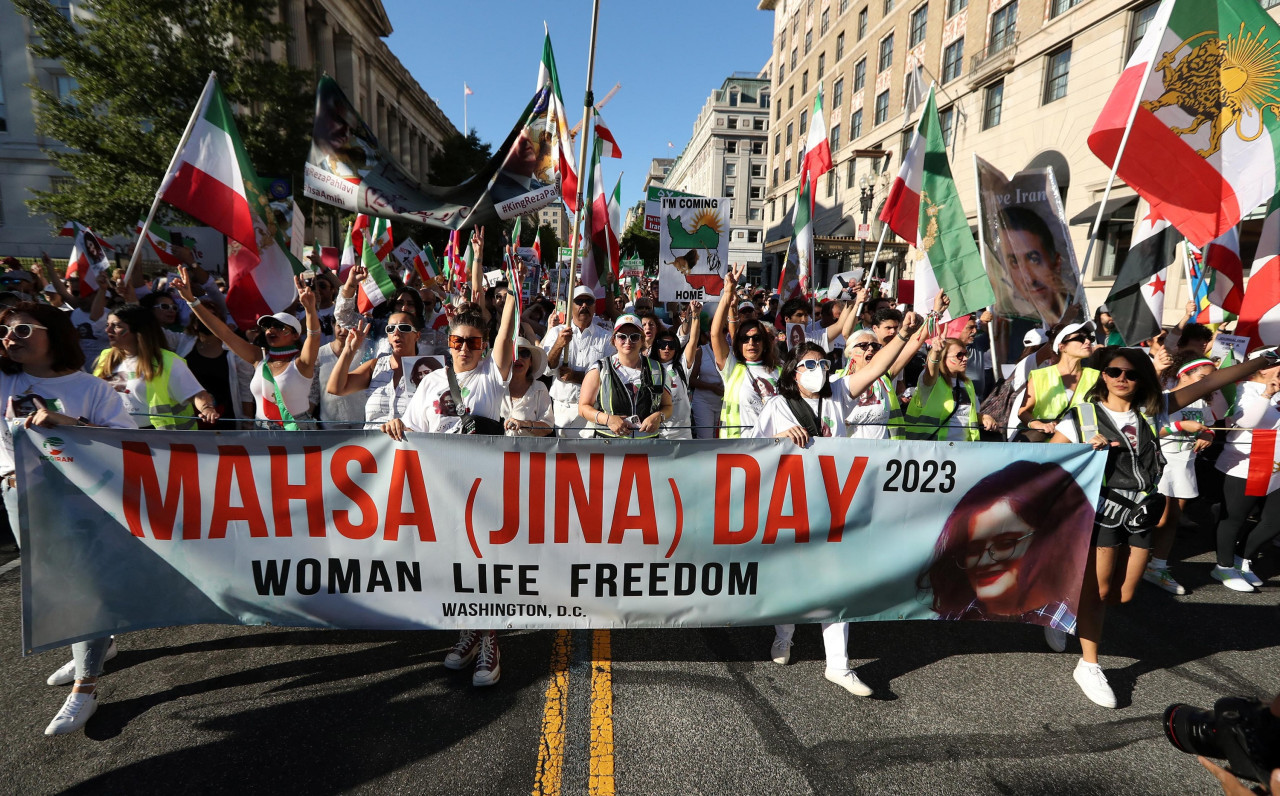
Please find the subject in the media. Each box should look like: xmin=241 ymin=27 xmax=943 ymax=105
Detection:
xmin=588 ymin=629 xmax=615 ymax=796
xmin=532 ymin=629 xmax=572 ymax=796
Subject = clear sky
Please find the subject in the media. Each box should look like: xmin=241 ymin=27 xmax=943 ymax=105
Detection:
xmin=382 ymin=0 xmax=775 ymax=212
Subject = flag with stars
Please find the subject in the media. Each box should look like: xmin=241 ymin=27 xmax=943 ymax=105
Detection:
xmin=1104 ymin=204 xmax=1173 ymax=344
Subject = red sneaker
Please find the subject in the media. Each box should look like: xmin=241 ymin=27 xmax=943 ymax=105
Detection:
xmin=443 ymin=630 xmax=481 ymax=670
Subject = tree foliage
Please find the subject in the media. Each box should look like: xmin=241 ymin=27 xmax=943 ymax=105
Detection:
xmin=621 ymin=213 xmax=658 ymax=267
xmin=17 ymin=0 xmax=312 ymax=234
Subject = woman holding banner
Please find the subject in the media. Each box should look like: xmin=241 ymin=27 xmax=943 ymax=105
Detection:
xmin=501 ymin=337 xmax=553 ymax=436
xmin=383 ymin=293 xmax=516 ymax=686
xmin=747 ymin=320 xmax=916 ymax=697
xmin=174 ymin=267 xmax=320 ymax=429
xmin=836 ymin=308 xmax=923 ymax=439
xmin=651 ymin=311 xmax=701 ymax=439
xmin=1049 ymin=346 xmax=1276 ymax=708
xmin=711 ymin=265 xmax=780 ymax=438
xmin=0 ymin=301 xmax=135 ymax=735
xmin=578 ymin=314 xmax=672 ymax=439
xmin=903 ymin=313 xmax=981 ymax=442
xmin=324 ymin=309 xmax=424 ymax=428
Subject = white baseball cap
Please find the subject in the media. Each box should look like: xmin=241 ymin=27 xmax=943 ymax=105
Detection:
xmin=1052 ymin=321 xmax=1094 ymax=354
xmin=572 ymin=285 xmax=595 ymax=301
xmin=257 ymin=312 xmax=302 ymax=335
xmin=1023 ymin=328 xmax=1049 ymax=347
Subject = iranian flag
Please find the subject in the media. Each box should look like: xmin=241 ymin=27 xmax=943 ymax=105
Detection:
xmin=134 ymin=220 xmax=184 ymax=267
xmin=1087 ymin=0 xmax=1280 ymax=248
xmin=580 ymin=138 xmax=616 ymax=309
xmin=1104 ymin=204 xmax=1173 ymax=344
xmin=1237 ymin=196 xmax=1280 ymax=348
xmin=594 ymin=113 xmax=622 ymax=159
xmin=60 ymin=222 xmax=114 ymax=295
xmin=1191 ymin=228 xmax=1243 ymax=324
xmin=537 ymin=30 xmax=578 ymax=212
xmin=880 ymin=88 xmax=994 ymax=316
xmin=415 ymin=243 xmax=442 ymax=283
xmin=159 ymin=74 xmax=301 ymax=327
xmin=776 ymin=180 xmax=812 ymax=302
xmin=339 ymin=214 xmax=369 ymax=281
xmin=356 ymin=215 xmax=396 ymax=313
xmin=800 ymin=85 xmax=833 ymax=198
xmin=1246 ymin=429 xmax=1280 ymax=496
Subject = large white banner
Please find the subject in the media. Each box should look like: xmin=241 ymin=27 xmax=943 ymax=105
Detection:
xmin=16 ymin=429 xmax=1104 ymax=654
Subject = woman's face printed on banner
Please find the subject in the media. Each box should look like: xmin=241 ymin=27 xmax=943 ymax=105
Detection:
xmin=962 ymin=499 xmax=1036 ymax=614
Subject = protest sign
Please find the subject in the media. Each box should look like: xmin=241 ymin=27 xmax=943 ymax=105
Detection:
xmin=645 ymin=186 xmax=698 ymax=233
xmin=974 ymin=156 xmax=1088 ymax=328
xmin=620 ymin=255 xmax=645 ymax=279
xmin=17 ymin=429 xmax=1102 ymax=654
xmin=658 ymin=196 xmax=728 ymax=304
xmin=1212 ymin=333 xmax=1250 ymax=363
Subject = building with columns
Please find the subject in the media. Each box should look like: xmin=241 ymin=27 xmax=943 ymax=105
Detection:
xmin=0 ymin=0 xmax=456 ymax=259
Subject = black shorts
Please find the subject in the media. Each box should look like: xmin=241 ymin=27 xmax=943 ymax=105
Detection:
xmin=1092 ymin=487 xmax=1161 ymax=549
xmin=1092 ymin=522 xmax=1154 ymax=549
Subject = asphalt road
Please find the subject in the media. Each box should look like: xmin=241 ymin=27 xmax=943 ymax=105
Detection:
xmin=0 ymin=534 xmax=1277 ymax=796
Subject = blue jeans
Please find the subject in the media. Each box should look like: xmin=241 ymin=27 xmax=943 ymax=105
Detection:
xmin=3 ymin=479 xmax=112 ymax=679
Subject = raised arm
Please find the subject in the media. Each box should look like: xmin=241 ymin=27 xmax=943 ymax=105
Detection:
xmin=326 ymin=322 xmax=375 ymax=396
xmin=470 ymin=228 xmax=490 ymax=322
xmin=38 ymin=253 xmax=76 ymax=306
xmin=173 ymin=265 xmax=262 ymax=364
xmin=682 ymin=301 xmax=703 ymax=370
xmin=492 ymin=289 xmax=517 ymax=381
xmin=844 ymin=312 xmax=923 ymax=395
xmin=295 ymin=276 xmax=321 ymax=379
xmin=1168 ymin=354 xmax=1278 ymax=413
xmin=710 ymin=265 xmax=743 ymax=371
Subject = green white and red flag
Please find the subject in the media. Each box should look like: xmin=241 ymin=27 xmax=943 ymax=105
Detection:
xmin=60 ymin=221 xmax=114 ymax=296
xmin=880 ymin=87 xmax=994 ymax=316
xmin=339 ymin=215 xmax=369 ymax=281
xmin=134 ymin=220 xmax=184 ymax=267
xmin=594 ymin=113 xmax=622 ymax=159
xmin=356 ymin=215 xmax=396 ymax=313
xmin=1237 ymin=196 xmax=1280 ymax=348
xmin=537 ymin=30 xmax=578 ymax=212
xmin=1088 ymin=0 xmax=1280 ymax=248
xmin=800 ymin=85 xmax=833 ymax=199
xmin=1188 ymin=229 xmax=1243 ymax=324
xmin=159 ymin=74 xmax=301 ymax=327
xmin=416 ymin=243 xmax=441 ymax=283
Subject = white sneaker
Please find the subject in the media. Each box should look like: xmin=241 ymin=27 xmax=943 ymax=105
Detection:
xmin=46 ymin=638 xmax=117 ymax=687
xmin=1142 ymin=566 xmax=1187 ymax=595
xmin=824 ymin=668 xmax=873 ymax=697
xmin=44 ymin=690 xmax=97 ymax=735
xmin=1072 ymin=659 xmax=1117 ymax=709
xmin=769 ymin=636 xmax=792 ymax=666
xmin=1212 ymin=566 xmax=1257 ymax=593
xmin=1044 ymin=625 xmax=1068 ymax=653
xmin=1238 ymin=558 xmax=1265 ymax=588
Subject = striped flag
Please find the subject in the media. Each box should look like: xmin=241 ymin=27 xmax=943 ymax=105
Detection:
xmin=1189 ymin=229 xmax=1242 ymax=325
xmin=134 ymin=220 xmax=184 ymax=267
xmin=356 ymin=215 xmax=396 ymax=313
xmin=800 ymin=85 xmax=833 ymax=199
xmin=1246 ymin=429 xmax=1280 ymax=497
xmin=60 ymin=221 xmax=114 ymax=295
xmin=1238 ymin=197 xmax=1280 ymax=348
xmin=594 ymin=113 xmax=622 ymax=159
xmin=1104 ymin=205 xmax=1172 ymax=344
xmin=537 ymin=30 xmax=578 ymax=212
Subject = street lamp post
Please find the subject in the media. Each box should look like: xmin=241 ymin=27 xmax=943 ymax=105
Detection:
xmin=858 ymin=176 xmax=874 ymax=276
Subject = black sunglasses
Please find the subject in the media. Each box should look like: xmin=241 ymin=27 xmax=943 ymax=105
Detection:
xmin=258 ymin=319 xmax=291 ymax=332
xmin=1060 ymin=334 xmax=1088 ymax=346
xmin=654 ymin=339 xmax=678 ymax=350
xmin=850 ymin=341 xmax=882 ymax=352
xmin=1103 ymin=366 xmax=1139 ymax=381
xmin=573 ymin=297 xmax=594 ymax=307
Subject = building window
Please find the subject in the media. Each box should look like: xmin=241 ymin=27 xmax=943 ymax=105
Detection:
xmin=851 ymin=108 xmax=863 ymax=138
xmin=854 ymin=58 xmax=867 ymax=91
xmin=946 ymin=0 xmax=966 ymax=17
xmin=878 ymin=34 xmax=894 ymax=73
xmin=1265 ymin=0 xmax=1280 ymax=8
xmin=773 ymin=167 xmax=779 ymax=187
xmin=800 ymin=109 xmax=808 ymax=135
xmin=788 ymin=85 xmax=794 ymax=108
xmin=821 ymin=8 xmax=830 ymax=35
xmin=753 ymin=118 xmax=766 ymax=131
xmin=785 ymin=160 xmax=792 ymax=180
xmin=775 ymin=132 xmax=781 ymax=152
xmin=982 ymin=80 xmax=1003 ymax=129
xmin=818 ymin=53 xmax=825 ymax=80
xmin=725 ymin=185 xmax=735 ymax=198
xmin=837 ymin=32 xmax=845 ymax=61
xmin=942 ymin=38 xmax=964 ymax=83
xmin=726 ymin=140 xmax=738 ymax=153
xmin=858 ymin=7 xmax=868 ymax=40
xmin=1043 ymin=44 xmax=1071 ymax=104
xmin=939 ymin=105 xmax=955 ymax=147
xmin=761 ymin=89 xmax=771 ymax=108
xmin=729 ymin=89 xmax=739 ymax=107
xmin=990 ymin=1 xmax=1018 ymax=54
xmin=909 ymin=4 xmax=929 ymax=48
xmin=727 ymin=117 xmax=738 ymax=129
xmin=786 ymin=122 xmax=793 ymax=145
xmin=1097 ymin=221 xmax=1134 ymax=278
xmin=804 ymin=29 xmax=812 ymax=54
xmin=802 ymin=71 xmax=809 ymax=93
xmin=827 ymin=170 xmax=836 ymax=197
xmin=55 ymin=76 xmax=78 ymax=104
xmin=748 ymin=228 xmax=761 ymax=240
xmin=874 ymin=90 xmax=890 ymax=125
xmin=831 ymin=123 xmax=841 ymax=150
xmin=1129 ymin=2 xmax=1159 ymax=57
xmin=1049 ymin=0 xmax=1081 ymax=19
xmin=779 ymin=62 xmax=786 ymax=82
xmin=833 ymin=78 xmax=844 ymax=109
xmin=840 ymin=0 xmax=850 ymax=14
xmin=751 ymin=163 xmax=764 ymax=177
xmin=846 ymin=159 xmax=856 ymax=188
xmin=750 ymin=186 xmax=763 ymax=199
xmin=791 ymin=48 xmax=798 ymax=70
xmin=884 ymin=0 xmax=894 ymax=13
xmin=53 ymin=0 xmax=72 ymax=20
xmin=726 ymin=162 xmax=737 ymax=176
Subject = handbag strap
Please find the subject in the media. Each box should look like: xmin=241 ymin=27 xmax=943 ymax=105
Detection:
xmin=445 ymin=355 xmax=466 ymax=415
xmin=260 ymin=360 xmax=299 ymax=431
xmin=784 ymin=394 xmax=823 ymax=438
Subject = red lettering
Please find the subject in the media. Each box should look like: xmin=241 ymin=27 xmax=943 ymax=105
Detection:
xmin=331 ymin=445 xmax=379 ymax=539
xmin=385 ymin=448 xmax=434 ymax=541
xmin=269 ymin=446 xmax=325 ymax=537
xmin=528 ymin=452 xmax=546 ymax=544
xmin=762 ymin=455 xmax=809 ymax=544
xmin=713 ymin=454 xmax=759 ymax=544
xmin=820 ymin=455 xmax=868 ymax=543
xmin=554 ymin=453 xmax=603 ymax=544
xmin=208 ymin=446 xmax=268 ymax=539
xmin=608 ymin=454 xmax=658 ymax=544
xmin=489 ymin=451 xmax=521 ymax=545
xmin=121 ymin=441 xmax=201 ymax=540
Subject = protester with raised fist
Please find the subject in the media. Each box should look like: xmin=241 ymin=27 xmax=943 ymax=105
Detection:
xmin=711 ymin=264 xmax=780 ymax=438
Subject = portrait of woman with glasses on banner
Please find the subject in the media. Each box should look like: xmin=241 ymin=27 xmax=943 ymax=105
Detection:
xmin=917 ymin=461 xmax=1095 ymax=634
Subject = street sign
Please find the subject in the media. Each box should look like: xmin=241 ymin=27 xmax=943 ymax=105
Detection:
xmin=856 ymin=223 xmax=871 ymax=241
xmin=557 ymin=246 xmax=573 ymax=261
xmin=645 ymin=186 xmax=700 ymax=234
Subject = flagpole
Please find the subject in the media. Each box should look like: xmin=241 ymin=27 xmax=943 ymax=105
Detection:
xmin=970 ymin=153 xmax=1000 ymax=386
xmin=567 ymin=0 xmax=601 ymax=297
xmin=867 ymin=224 xmax=890 ymax=291
xmin=1079 ymin=36 xmax=1163 ymax=280
xmin=125 ymin=71 xmax=216 ymax=284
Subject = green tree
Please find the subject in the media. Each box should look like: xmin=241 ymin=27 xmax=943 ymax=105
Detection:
xmin=536 ymin=223 xmax=559 ymax=262
xmin=17 ymin=0 xmax=312 ymax=235
xmin=621 ymin=214 xmax=659 ymax=268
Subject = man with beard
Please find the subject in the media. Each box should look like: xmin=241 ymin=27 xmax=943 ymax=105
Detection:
xmin=1093 ymin=304 xmax=1123 ymax=346
xmin=542 ymin=285 xmax=614 ymax=437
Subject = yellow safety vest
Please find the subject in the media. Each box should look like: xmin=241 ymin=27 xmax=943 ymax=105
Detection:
xmin=719 ymin=360 xmax=778 ymax=438
xmin=95 ymin=349 xmax=197 ymax=430
xmin=1028 ymin=365 xmax=1100 ymax=421
xmin=902 ymin=375 xmax=979 ymax=441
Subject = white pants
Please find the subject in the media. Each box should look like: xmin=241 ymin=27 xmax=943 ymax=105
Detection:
xmin=553 ymin=400 xmax=592 ymax=438
xmin=774 ymin=623 xmax=850 ymax=672
xmin=690 ymin=394 xmax=722 ymax=439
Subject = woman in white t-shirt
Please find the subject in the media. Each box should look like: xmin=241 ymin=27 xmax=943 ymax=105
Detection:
xmin=325 ymin=310 xmax=423 ymax=428
xmin=501 ymin=336 xmax=553 ymax=436
xmin=0 ymin=301 xmax=136 ymax=736
xmin=650 ymin=320 xmax=700 ymax=440
xmin=383 ymin=294 xmax=517 ymax=688
xmin=92 ymin=304 xmax=218 ymax=429
xmin=174 ymin=266 xmax=320 ymax=429
xmin=837 ymin=314 xmax=923 ymax=439
xmin=1048 ymin=347 xmax=1271 ymax=709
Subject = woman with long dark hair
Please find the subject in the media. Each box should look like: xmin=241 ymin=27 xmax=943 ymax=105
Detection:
xmin=172 ymin=266 xmax=319 ymax=429
xmin=0 ymin=302 xmax=134 ymax=735
xmin=710 ymin=265 xmax=780 ymax=438
xmin=93 ymin=304 xmax=218 ymax=429
xmin=325 ymin=309 xmax=424 ymax=428
xmin=1049 ymin=346 xmax=1274 ymax=708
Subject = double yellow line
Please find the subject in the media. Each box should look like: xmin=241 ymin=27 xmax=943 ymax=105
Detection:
xmin=532 ymin=629 xmax=614 ymax=796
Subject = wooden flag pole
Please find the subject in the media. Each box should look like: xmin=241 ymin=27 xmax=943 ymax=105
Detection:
xmin=126 ymin=72 xmax=216 ymax=285
xmin=566 ymin=0 xmax=602 ymax=298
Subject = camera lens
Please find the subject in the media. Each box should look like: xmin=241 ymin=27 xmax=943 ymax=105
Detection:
xmin=1164 ymin=703 xmax=1224 ymax=758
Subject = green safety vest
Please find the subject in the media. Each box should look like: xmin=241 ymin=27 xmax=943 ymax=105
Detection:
xmin=95 ymin=348 xmax=197 ymax=430
xmin=719 ymin=360 xmax=778 ymax=438
xmin=594 ymin=355 xmax=665 ymax=439
xmin=1028 ymin=365 xmax=1100 ymax=421
xmin=902 ymin=375 xmax=979 ymax=442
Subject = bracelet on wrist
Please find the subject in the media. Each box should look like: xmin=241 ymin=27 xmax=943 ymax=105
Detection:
xmin=898 ymin=332 xmax=911 ymax=341
xmin=184 ymin=299 xmax=201 ymax=309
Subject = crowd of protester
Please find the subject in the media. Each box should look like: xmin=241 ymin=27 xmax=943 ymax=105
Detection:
xmin=0 ymin=236 xmax=1277 ymax=751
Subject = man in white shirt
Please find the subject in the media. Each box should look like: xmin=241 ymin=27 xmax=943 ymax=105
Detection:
xmin=541 ymin=285 xmax=615 ymax=437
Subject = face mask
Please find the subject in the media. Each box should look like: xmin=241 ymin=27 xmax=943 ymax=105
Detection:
xmin=798 ymin=369 xmax=826 ymax=394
